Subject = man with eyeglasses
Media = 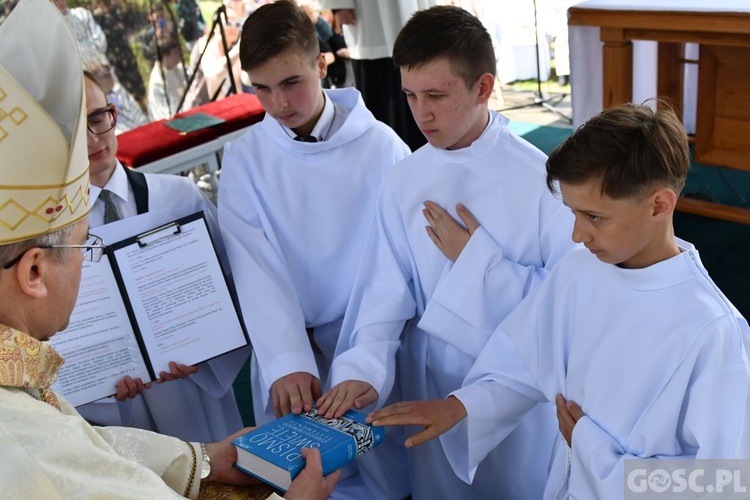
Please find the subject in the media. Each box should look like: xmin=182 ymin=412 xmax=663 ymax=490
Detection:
xmin=1 ymin=233 xmax=105 ymax=271
xmin=0 ymin=1 xmax=339 ymax=497
xmin=77 ymin=70 xmax=250 ymax=444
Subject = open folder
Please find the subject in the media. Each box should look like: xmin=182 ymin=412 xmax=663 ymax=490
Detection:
xmin=50 ymin=211 xmax=249 ymax=407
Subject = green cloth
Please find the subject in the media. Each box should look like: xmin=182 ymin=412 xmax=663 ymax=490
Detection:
xmin=165 ymin=113 xmax=225 ymax=133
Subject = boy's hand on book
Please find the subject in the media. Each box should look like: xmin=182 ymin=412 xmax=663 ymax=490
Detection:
xmin=284 ymin=447 xmax=342 ymax=500
xmin=316 ymin=381 xmax=378 ymax=419
xmin=556 ymin=394 xmax=584 ymax=447
xmin=272 ymin=372 xmax=322 ymax=418
xmin=423 ymin=201 xmax=479 ymax=263
xmin=114 ymin=376 xmax=150 ymax=401
xmin=157 ymin=361 xmax=199 ymax=383
xmin=366 ymin=396 xmax=467 ymax=448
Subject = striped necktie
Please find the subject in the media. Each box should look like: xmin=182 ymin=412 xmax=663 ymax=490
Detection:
xmin=99 ymin=189 xmax=121 ymax=224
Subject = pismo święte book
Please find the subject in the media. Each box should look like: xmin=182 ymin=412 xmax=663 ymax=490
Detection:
xmin=232 ymin=408 xmax=385 ymax=491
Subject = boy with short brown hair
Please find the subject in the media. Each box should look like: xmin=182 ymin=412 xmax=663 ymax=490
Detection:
xmin=218 ymin=3 xmax=409 ymax=496
xmin=369 ymin=102 xmax=750 ymax=499
xmin=318 ymin=5 xmax=576 ymax=499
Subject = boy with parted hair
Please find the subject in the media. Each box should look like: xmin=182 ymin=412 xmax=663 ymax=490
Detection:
xmin=217 ymin=1 xmax=409 ymax=496
xmin=318 ymin=5 xmax=576 ymax=499
xmin=369 ymin=102 xmax=750 ymax=499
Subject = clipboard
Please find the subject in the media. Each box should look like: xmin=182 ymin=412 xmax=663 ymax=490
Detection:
xmin=50 ymin=211 xmax=249 ymax=406
xmin=135 ymin=220 xmax=181 ymax=247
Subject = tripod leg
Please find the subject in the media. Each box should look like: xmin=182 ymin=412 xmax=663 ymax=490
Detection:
xmin=493 ymin=74 xmax=505 ymax=108
xmin=540 ymin=101 xmax=573 ymax=123
xmin=495 ymin=0 xmax=572 ymax=123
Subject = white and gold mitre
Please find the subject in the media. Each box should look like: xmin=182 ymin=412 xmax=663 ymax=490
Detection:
xmin=0 ymin=0 xmax=90 ymax=244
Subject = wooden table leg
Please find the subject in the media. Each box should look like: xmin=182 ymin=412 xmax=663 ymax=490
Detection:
xmin=601 ymin=28 xmax=633 ymax=108
xmin=657 ymin=42 xmax=684 ymax=120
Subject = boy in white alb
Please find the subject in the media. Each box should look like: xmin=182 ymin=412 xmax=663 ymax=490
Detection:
xmin=317 ymin=6 xmax=576 ymax=499
xmin=217 ymin=3 xmax=408 ymax=496
xmin=369 ymin=103 xmax=750 ymax=499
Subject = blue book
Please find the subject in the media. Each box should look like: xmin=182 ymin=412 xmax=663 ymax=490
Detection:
xmin=232 ymin=408 xmax=385 ymax=491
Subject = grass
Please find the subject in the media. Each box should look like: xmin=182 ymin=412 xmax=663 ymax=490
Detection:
xmin=198 ymin=0 xmax=222 ymax=27
xmin=506 ymin=57 xmax=571 ymax=95
xmin=508 ymin=78 xmax=571 ymax=95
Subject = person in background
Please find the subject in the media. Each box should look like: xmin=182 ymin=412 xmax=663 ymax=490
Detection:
xmin=137 ymin=2 xmax=176 ymax=66
xmin=87 ymin=56 xmax=149 ymax=133
xmin=92 ymin=0 xmax=147 ymax=104
xmin=148 ymin=36 xmax=188 ymax=120
xmin=321 ymin=8 xmax=353 ymax=88
xmin=53 ymin=0 xmax=108 ymax=71
xmin=189 ymin=0 xmax=248 ymax=101
xmin=298 ymin=1 xmax=337 ymax=88
xmin=319 ymin=0 xmax=436 ymax=151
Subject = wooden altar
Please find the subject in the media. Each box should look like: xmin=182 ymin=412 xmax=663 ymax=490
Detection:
xmin=568 ymin=1 xmax=750 ymax=224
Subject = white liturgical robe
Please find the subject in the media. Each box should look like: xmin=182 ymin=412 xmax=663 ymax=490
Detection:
xmin=218 ymin=86 xmax=409 ymax=427
xmin=219 ymin=88 xmax=408 ymax=500
xmin=445 ymin=242 xmax=750 ymax=499
xmin=331 ymin=111 xmax=577 ymax=499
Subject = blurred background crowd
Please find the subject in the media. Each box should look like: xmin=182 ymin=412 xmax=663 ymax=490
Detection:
xmin=0 ymin=0 xmax=574 ymax=134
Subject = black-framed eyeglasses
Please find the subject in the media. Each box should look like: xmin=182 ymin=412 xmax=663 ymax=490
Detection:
xmin=1 ymin=234 xmax=107 ymax=270
xmin=87 ymin=105 xmax=116 ymax=135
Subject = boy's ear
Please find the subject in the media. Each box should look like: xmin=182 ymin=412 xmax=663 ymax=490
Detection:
xmin=14 ymin=248 xmax=49 ymax=300
xmin=316 ymin=53 xmax=327 ymax=79
xmin=649 ymin=187 xmax=677 ymax=221
xmin=475 ymin=73 xmax=495 ymax=104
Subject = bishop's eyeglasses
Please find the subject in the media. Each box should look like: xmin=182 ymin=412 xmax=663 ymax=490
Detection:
xmin=2 ymin=234 xmax=107 ymax=269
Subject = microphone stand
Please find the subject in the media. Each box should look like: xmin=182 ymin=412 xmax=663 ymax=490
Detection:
xmin=147 ymin=0 xmax=172 ymax=116
xmin=176 ymin=4 xmax=238 ymax=113
xmin=499 ymin=0 xmax=571 ymax=124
